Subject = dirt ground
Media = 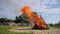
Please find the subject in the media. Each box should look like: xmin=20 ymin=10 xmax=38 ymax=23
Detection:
xmin=9 ymin=27 xmax=60 ymax=34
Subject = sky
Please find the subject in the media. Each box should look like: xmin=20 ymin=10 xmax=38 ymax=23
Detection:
xmin=0 ymin=0 xmax=60 ymax=24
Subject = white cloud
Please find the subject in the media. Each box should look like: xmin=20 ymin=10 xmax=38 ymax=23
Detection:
xmin=4 ymin=0 xmax=60 ymax=14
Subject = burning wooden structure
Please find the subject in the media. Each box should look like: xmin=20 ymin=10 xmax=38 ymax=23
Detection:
xmin=21 ymin=6 xmax=49 ymax=29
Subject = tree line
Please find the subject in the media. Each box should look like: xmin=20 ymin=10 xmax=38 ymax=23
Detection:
xmin=0 ymin=12 xmax=37 ymax=26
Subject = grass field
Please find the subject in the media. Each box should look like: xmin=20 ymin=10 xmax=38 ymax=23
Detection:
xmin=9 ymin=26 xmax=60 ymax=34
xmin=0 ymin=26 xmax=33 ymax=34
xmin=0 ymin=26 xmax=60 ymax=34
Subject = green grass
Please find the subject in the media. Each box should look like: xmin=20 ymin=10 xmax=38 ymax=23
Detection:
xmin=0 ymin=26 xmax=33 ymax=34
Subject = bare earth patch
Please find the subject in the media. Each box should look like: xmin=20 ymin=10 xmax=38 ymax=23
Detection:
xmin=9 ymin=27 xmax=60 ymax=34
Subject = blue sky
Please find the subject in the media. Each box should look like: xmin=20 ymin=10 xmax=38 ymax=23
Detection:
xmin=0 ymin=0 xmax=60 ymax=24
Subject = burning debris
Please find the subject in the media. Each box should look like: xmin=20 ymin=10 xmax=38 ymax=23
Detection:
xmin=21 ymin=6 xmax=49 ymax=29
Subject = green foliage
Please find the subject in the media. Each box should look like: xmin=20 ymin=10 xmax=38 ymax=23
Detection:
xmin=15 ymin=14 xmax=30 ymax=23
xmin=15 ymin=16 xmax=19 ymax=23
xmin=0 ymin=17 xmax=14 ymax=22
xmin=0 ymin=17 xmax=14 ymax=25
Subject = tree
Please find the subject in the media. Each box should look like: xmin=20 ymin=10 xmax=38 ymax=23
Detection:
xmin=49 ymin=23 xmax=53 ymax=26
xmin=0 ymin=17 xmax=14 ymax=26
xmin=56 ymin=21 xmax=60 ymax=26
xmin=15 ymin=13 xmax=30 ymax=23
xmin=15 ymin=16 xmax=19 ymax=23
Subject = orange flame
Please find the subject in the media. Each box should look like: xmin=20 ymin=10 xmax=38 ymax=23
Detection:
xmin=21 ymin=6 xmax=48 ymax=29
